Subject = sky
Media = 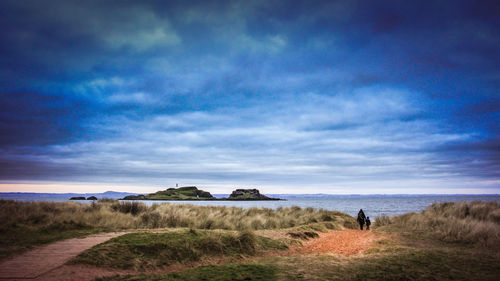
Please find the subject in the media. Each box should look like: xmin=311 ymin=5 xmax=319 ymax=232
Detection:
xmin=0 ymin=0 xmax=499 ymax=194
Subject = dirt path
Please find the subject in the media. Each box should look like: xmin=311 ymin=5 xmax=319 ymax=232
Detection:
xmin=0 ymin=232 xmax=128 ymax=280
xmin=297 ymin=229 xmax=378 ymax=256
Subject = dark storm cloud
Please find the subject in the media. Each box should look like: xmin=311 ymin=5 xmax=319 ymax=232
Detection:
xmin=0 ymin=92 xmax=94 ymax=146
xmin=0 ymin=0 xmax=499 ymax=192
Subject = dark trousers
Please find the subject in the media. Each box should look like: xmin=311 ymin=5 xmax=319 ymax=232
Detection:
xmin=359 ymin=223 xmax=364 ymax=230
xmin=366 ymin=225 xmax=370 ymax=230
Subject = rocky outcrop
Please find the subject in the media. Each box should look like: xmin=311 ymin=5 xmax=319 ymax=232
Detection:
xmin=69 ymin=196 xmax=85 ymax=200
xmin=228 ymin=189 xmax=279 ymax=200
xmin=86 ymin=196 xmax=98 ymax=200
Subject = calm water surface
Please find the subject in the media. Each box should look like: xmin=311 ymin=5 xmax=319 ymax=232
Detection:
xmin=109 ymin=195 xmax=499 ymax=217
xmin=128 ymin=195 xmax=499 ymax=217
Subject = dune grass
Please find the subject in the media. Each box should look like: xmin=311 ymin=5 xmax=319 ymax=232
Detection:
xmin=3 ymin=199 xmax=499 ymax=280
xmin=0 ymin=199 xmax=354 ymax=259
xmin=0 ymin=200 xmax=104 ymax=259
xmin=72 ymin=229 xmax=287 ymax=270
xmin=375 ymin=201 xmax=500 ymax=247
xmin=0 ymin=200 xmax=354 ymax=232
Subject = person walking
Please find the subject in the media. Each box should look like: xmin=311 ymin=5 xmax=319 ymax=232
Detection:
xmin=357 ymin=209 xmax=366 ymax=230
xmin=366 ymin=216 xmax=371 ymax=230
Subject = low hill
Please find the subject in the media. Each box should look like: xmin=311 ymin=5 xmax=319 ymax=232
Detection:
xmin=122 ymin=186 xmax=214 ymax=200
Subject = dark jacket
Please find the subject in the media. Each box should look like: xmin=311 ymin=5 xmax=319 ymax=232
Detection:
xmin=357 ymin=209 xmax=366 ymax=224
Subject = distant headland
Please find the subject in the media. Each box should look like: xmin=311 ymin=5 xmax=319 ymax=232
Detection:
xmin=70 ymin=186 xmax=282 ymax=201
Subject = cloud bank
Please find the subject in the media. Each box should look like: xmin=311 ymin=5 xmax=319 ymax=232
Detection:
xmin=0 ymin=0 xmax=499 ymax=193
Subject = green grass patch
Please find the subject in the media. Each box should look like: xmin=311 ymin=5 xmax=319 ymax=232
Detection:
xmin=337 ymin=248 xmax=500 ymax=281
xmin=73 ymin=230 xmax=287 ymax=270
xmin=96 ymin=263 xmax=277 ymax=281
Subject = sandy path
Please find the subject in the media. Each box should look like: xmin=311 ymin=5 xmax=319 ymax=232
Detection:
xmin=0 ymin=232 xmax=127 ymax=280
xmin=297 ymin=229 xmax=377 ymax=256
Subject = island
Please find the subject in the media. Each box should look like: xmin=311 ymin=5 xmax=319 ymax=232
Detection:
xmin=120 ymin=186 xmax=281 ymax=201
xmin=227 ymin=189 xmax=280 ymax=200
xmin=122 ymin=186 xmax=215 ymax=200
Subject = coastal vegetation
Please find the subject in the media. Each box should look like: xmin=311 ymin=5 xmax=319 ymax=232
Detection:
xmin=0 ymin=199 xmax=354 ymax=259
xmin=98 ymin=247 xmax=500 ymax=281
xmin=375 ymin=201 xmax=500 ymax=247
xmin=73 ymin=230 xmax=287 ymax=270
xmin=2 ymin=200 xmax=499 ymax=280
xmin=97 ymin=263 xmax=278 ymax=281
xmin=95 ymin=200 xmax=500 ymax=281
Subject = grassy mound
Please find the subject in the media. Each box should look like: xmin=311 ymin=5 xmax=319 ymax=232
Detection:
xmin=376 ymin=201 xmax=500 ymax=247
xmin=72 ymin=230 xmax=287 ymax=270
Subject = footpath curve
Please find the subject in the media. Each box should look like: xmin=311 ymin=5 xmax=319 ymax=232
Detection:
xmin=0 ymin=232 xmax=127 ymax=280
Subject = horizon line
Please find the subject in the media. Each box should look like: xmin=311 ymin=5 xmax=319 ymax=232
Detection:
xmin=1 ymin=191 xmax=499 ymax=196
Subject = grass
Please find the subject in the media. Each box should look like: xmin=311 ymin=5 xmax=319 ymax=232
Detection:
xmin=0 ymin=199 xmax=353 ymax=259
xmin=0 ymin=200 xmax=354 ymax=231
xmin=0 ymin=220 xmax=100 ymax=260
xmin=287 ymin=231 xmax=319 ymax=240
xmin=96 ymin=263 xmax=278 ymax=281
xmin=0 ymin=200 xmax=105 ymax=260
xmin=5 ymin=199 xmax=499 ymax=280
xmin=92 ymin=245 xmax=500 ymax=281
xmin=91 ymin=200 xmax=500 ymax=281
xmin=72 ymin=229 xmax=288 ymax=270
xmin=375 ymin=201 xmax=500 ymax=247
xmin=260 ymin=245 xmax=500 ymax=281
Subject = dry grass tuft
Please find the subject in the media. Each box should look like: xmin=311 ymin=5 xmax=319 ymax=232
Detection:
xmin=376 ymin=201 xmax=500 ymax=247
xmin=287 ymin=231 xmax=319 ymax=240
xmin=0 ymin=200 xmax=354 ymax=232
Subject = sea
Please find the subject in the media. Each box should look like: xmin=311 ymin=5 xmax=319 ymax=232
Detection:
xmin=1 ymin=192 xmax=499 ymax=217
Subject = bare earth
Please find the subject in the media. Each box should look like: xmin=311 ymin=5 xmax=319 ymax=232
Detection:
xmin=0 ymin=229 xmax=379 ymax=281
xmin=297 ymin=229 xmax=377 ymax=256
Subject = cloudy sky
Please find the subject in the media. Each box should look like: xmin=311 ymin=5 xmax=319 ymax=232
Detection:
xmin=0 ymin=0 xmax=499 ymax=194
